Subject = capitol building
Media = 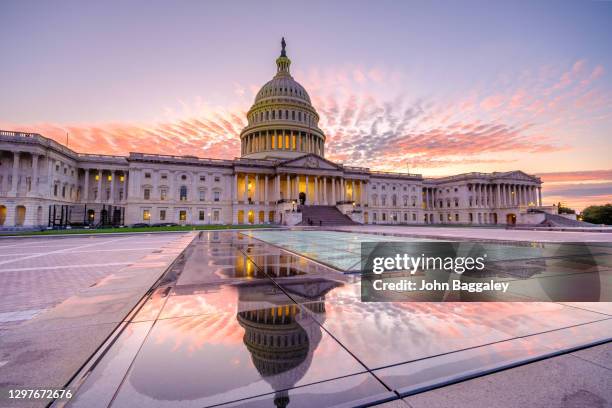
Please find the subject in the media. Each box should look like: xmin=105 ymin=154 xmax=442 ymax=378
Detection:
xmin=0 ymin=40 xmax=548 ymax=229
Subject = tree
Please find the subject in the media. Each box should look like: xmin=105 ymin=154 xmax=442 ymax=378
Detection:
xmin=557 ymin=202 xmax=576 ymax=214
xmin=581 ymin=204 xmax=612 ymax=225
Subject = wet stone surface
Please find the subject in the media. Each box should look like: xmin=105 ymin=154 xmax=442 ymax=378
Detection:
xmin=64 ymin=230 xmax=612 ymax=408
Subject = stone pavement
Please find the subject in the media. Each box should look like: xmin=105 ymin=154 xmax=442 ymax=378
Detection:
xmin=373 ymin=342 xmax=612 ymax=408
xmin=61 ymin=231 xmax=611 ymax=408
xmin=0 ymin=232 xmax=195 ymax=407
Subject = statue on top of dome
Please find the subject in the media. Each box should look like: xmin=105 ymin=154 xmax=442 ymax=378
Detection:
xmin=281 ymin=37 xmax=287 ymax=57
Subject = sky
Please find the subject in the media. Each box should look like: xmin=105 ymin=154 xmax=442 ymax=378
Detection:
xmin=1 ymin=0 xmax=611 ymax=210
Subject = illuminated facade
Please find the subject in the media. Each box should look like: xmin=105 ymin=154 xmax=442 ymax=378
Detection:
xmin=0 ymin=40 xmax=547 ymax=229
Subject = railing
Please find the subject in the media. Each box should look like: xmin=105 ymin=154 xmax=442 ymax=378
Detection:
xmin=370 ymin=170 xmax=422 ymax=178
xmin=0 ymin=130 xmax=77 ymax=157
xmin=129 ymin=152 xmax=234 ymax=166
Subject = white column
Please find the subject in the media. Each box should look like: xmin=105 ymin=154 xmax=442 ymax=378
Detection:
xmin=323 ymin=177 xmax=327 ymax=204
xmin=538 ymin=187 xmax=542 ymax=206
xmin=503 ymin=184 xmax=508 ymax=207
xmin=10 ymin=151 xmax=20 ymax=195
xmin=275 ymin=174 xmax=280 ymax=201
xmin=351 ymin=180 xmax=355 ymax=202
xmin=83 ymin=169 xmax=90 ymax=201
xmin=244 ymin=173 xmax=249 ymax=202
xmin=255 ymin=174 xmax=259 ymax=203
xmin=305 ymin=175 xmax=309 ymax=204
xmin=233 ymin=173 xmax=238 ymax=203
xmin=97 ymin=169 xmax=103 ymax=202
xmin=314 ymin=176 xmax=319 ymax=204
xmin=122 ymin=171 xmax=128 ymax=202
xmin=31 ymin=154 xmax=39 ymax=196
xmin=264 ymin=175 xmax=268 ymax=204
xmin=110 ymin=170 xmax=115 ymax=203
xmin=496 ymin=184 xmax=500 ymax=208
xmin=331 ymin=177 xmax=336 ymax=204
xmin=286 ymin=173 xmax=290 ymax=200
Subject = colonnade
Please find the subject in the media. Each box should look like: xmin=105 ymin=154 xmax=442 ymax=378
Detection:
xmin=423 ymin=183 xmax=542 ymax=209
xmin=233 ymin=172 xmax=366 ymax=205
xmin=241 ymin=130 xmax=324 ymax=156
xmin=83 ymin=168 xmax=128 ymax=203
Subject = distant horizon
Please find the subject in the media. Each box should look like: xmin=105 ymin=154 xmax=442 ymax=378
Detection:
xmin=1 ymin=0 xmax=611 ymax=210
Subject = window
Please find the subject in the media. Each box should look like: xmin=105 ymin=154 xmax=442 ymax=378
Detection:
xmin=179 ymin=210 xmax=187 ymax=221
xmin=199 ymin=210 xmax=205 ymax=221
xmin=382 ymin=213 xmax=387 ymax=221
xmin=55 ymin=164 xmax=60 ymax=171
xmin=145 ymin=172 xmax=151 ymax=178
xmin=63 ymin=168 xmax=67 ymax=174
xmin=213 ymin=191 xmax=220 ymax=202
xmin=404 ymin=213 xmax=408 ymax=221
xmin=159 ymin=210 xmax=166 ymax=221
xmin=181 ymin=175 xmax=187 ymax=181
xmin=214 ymin=176 xmax=220 ymax=182
xmin=179 ymin=186 xmax=188 ymax=201
xmin=213 ymin=209 xmax=220 ymax=222
xmin=412 ymin=213 xmax=416 ymax=221
xmin=143 ymin=210 xmax=150 ymax=221
xmin=200 ymin=175 xmax=206 ymax=182
xmin=455 ymin=214 xmax=459 ymax=222
xmin=54 ymin=184 xmax=58 ymax=196
xmin=144 ymin=189 xmax=151 ymax=200
xmin=62 ymin=186 xmax=66 ymax=197
xmin=199 ymin=190 xmax=205 ymax=201
xmin=95 ymin=173 xmax=100 ymax=181
xmin=161 ymin=174 xmax=167 ymax=180
xmin=160 ymin=189 xmax=167 ymax=200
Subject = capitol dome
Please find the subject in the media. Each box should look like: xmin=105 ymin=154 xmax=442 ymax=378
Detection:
xmin=240 ymin=38 xmax=325 ymax=159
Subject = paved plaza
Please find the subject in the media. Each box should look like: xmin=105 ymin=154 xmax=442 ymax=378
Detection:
xmin=0 ymin=232 xmax=195 ymax=407
xmin=59 ymin=229 xmax=610 ymax=408
xmin=0 ymin=227 xmax=610 ymax=407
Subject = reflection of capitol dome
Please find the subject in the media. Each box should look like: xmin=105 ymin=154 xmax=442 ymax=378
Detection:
xmin=240 ymin=37 xmax=326 ymax=160
xmin=237 ymin=301 xmax=325 ymax=408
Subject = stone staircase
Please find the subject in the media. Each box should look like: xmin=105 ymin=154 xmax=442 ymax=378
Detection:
xmin=298 ymin=205 xmax=357 ymax=226
xmin=539 ymin=213 xmax=594 ymax=227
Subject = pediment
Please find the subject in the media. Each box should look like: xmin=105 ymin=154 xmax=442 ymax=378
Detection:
xmin=278 ymin=154 xmax=341 ymax=170
xmin=495 ymin=170 xmax=539 ymax=182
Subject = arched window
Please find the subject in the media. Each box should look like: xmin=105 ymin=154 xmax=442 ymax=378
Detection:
xmin=179 ymin=186 xmax=188 ymax=201
xmin=392 ymin=195 xmax=397 ymax=206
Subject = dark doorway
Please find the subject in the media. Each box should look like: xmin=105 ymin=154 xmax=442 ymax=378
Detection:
xmin=506 ymin=213 xmax=517 ymax=225
xmin=299 ymin=191 xmax=306 ymax=205
xmin=87 ymin=209 xmax=95 ymax=225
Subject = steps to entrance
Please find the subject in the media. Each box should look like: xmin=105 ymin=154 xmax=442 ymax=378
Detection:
xmin=298 ymin=205 xmax=357 ymax=226
xmin=540 ymin=213 xmax=595 ymax=228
